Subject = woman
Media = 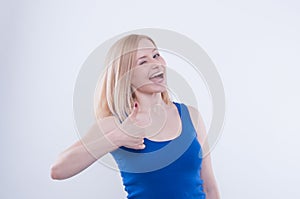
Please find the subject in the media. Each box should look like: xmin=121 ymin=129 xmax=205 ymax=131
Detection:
xmin=50 ymin=34 xmax=220 ymax=199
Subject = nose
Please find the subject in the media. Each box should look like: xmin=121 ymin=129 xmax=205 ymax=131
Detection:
xmin=151 ymin=63 xmax=165 ymax=72
xmin=150 ymin=57 xmax=164 ymax=68
xmin=150 ymin=57 xmax=161 ymax=64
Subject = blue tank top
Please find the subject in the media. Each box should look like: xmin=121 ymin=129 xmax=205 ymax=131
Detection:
xmin=110 ymin=101 xmax=206 ymax=199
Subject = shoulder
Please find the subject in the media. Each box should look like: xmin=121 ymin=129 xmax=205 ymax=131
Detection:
xmin=185 ymin=104 xmax=202 ymax=129
xmin=185 ymin=104 xmax=207 ymax=144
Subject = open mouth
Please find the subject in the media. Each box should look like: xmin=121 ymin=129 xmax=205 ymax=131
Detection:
xmin=149 ymin=72 xmax=164 ymax=83
xmin=149 ymin=71 xmax=164 ymax=79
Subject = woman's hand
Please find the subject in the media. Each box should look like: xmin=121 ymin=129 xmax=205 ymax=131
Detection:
xmin=104 ymin=101 xmax=167 ymax=150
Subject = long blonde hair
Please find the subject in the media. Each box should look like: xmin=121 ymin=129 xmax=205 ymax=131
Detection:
xmin=94 ymin=34 xmax=172 ymax=123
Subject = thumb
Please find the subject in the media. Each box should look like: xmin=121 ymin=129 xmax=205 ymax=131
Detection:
xmin=128 ymin=101 xmax=139 ymax=119
xmin=121 ymin=101 xmax=140 ymax=127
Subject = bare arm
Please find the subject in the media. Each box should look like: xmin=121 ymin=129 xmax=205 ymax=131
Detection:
xmin=187 ymin=105 xmax=221 ymax=199
xmin=50 ymin=104 xmax=148 ymax=181
xmin=50 ymin=117 xmax=120 ymax=180
xmin=50 ymin=101 xmax=160 ymax=180
xmin=200 ymin=152 xmax=220 ymax=199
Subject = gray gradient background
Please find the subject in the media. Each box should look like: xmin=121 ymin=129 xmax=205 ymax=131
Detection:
xmin=1 ymin=0 xmax=299 ymax=198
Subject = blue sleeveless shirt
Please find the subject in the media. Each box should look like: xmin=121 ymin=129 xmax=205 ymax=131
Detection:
xmin=110 ymin=101 xmax=206 ymax=199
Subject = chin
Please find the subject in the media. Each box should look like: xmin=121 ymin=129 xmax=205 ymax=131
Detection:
xmin=137 ymin=84 xmax=167 ymax=93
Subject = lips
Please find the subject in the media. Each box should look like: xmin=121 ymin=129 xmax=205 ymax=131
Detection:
xmin=149 ymin=71 xmax=164 ymax=79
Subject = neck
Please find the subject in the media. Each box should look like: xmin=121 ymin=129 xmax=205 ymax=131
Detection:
xmin=134 ymin=91 xmax=169 ymax=113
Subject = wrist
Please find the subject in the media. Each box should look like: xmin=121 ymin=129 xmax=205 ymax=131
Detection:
xmin=104 ymin=128 xmax=122 ymax=148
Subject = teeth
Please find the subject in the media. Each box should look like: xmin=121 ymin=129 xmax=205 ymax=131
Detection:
xmin=150 ymin=71 xmax=163 ymax=79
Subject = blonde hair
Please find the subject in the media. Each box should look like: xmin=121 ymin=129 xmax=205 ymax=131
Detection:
xmin=94 ymin=34 xmax=172 ymax=123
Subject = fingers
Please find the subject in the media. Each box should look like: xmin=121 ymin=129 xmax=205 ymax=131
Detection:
xmin=135 ymin=137 xmax=146 ymax=149
xmin=122 ymin=135 xmax=145 ymax=150
xmin=124 ymin=143 xmax=145 ymax=150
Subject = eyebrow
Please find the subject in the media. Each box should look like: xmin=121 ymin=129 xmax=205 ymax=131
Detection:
xmin=137 ymin=48 xmax=158 ymax=60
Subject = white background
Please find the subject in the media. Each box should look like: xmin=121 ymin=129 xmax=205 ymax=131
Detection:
xmin=1 ymin=0 xmax=300 ymax=198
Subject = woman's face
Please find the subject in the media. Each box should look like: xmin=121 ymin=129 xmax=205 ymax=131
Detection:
xmin=130 ymin=39 xmax=167 ymax=94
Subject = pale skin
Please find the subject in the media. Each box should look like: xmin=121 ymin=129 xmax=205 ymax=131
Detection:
xmin=188 ymin=105 xmax=221 ymax=199
xmin=50 ymin=38 xmax=220 ymax=198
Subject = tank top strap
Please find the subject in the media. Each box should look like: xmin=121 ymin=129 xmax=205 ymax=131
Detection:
xmin=174 ymin=101 xmax=197 ymax=138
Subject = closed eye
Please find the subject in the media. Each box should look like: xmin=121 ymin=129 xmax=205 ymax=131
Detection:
xmin=138 ymin=53 xmax=160 ymax=65
xmin=139 ymin=61 xmax=147 ymax=65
